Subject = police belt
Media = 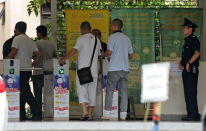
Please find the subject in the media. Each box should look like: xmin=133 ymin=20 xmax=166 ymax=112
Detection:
xmin=183 ymin=61 xmax=199 ymax=69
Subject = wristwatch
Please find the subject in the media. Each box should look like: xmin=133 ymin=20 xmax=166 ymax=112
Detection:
xmin=187 ymin=61 xmax=191 ymax=65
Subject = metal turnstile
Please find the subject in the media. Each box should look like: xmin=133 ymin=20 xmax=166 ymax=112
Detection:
xmin=43 ymin=59 xmax=69 ymax=121
xmin=92 ymin=60 xmax=103 ymax=119
xmin=0 ymin=59 xmax=20 ymax=121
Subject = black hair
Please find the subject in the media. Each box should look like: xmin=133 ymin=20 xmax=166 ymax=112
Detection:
xmin=80 ymin=21 xmax=91 ymax=31
xmin=92 ymin=29 xmax=101 ymax=36
xmin=191 ymin=27 xmax=195 ymax=34
xmin=36 ymin=25 xmax=47 ymax=37
xmin=188 ymin=26 xmax=195 ymax=34
xmin=112 ymin=18 xmax=123 ymax=29
xmin=15 ymin=21 xmax=27 ymax=32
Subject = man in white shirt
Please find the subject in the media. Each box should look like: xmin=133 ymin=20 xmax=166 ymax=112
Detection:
xmin=6 ymin=21 xmax=41 ymax=120
xmin=59 ymin=21 xmax=101 ymax=121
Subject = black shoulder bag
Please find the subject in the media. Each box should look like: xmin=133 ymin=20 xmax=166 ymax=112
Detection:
xmin=77 ymin=37 xmax=97 ymax=85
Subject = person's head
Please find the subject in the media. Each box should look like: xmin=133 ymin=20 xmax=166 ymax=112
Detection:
xmin=36 ymin=25 xmax=47 ymax=40
xmin=13 ymin=30 xmax=17 ymax=37
xmin=111 ymin=18 xmax=123 ymax=33
xmin=91 ymin=29 xmax=101 ymax=40
xmin=182 ymin=18 xmax=197 ymax=37
xmin=14 ymin=21 xmax=27 ymax=35
xmin=182 ymin=26 xmax=195 ymax=36
xmin=80 ymin=21 xmax=91 ymax=35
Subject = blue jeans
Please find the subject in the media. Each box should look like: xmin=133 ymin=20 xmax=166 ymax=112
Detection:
xmin=32 ymin=74 xmax=44 ymax=118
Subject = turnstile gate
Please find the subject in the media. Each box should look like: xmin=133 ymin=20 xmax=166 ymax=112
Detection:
xmin=0 ymin=59 xmax=20 ymax=121
xmin=43 ymin=59 xmax=69 ymax=120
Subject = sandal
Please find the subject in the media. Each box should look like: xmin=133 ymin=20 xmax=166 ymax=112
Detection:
xmin=80 ymin=116 xmax=89 ymax=121
xmin=87 ymin=117 xmax=94 ymax=121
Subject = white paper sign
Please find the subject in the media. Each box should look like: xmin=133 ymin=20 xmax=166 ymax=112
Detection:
xmin=141 ymin=62 xmax=170 ymax=103
xmin=54 ymin=74 xmax=69 ymax=118
xmin=4 ymin=74 xmax=20 ymax=118
xmin=170 ymin=64 xmax=182 ymax=76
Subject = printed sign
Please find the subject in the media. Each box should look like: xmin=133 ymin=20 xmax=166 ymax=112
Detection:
xmin=159 ymin=8 xmax=203 ymax=61
xmin=111 ymin=8 xmax=155 ymax=104
xmin=4 ymin=74 xmax=20 ymax=118
xmin=141 ymin=62 xmax=170 ymax=103
xmin=54 ymin=74 xmax=69 ymax=117
xmin=65 ymin=9 xmax=110 ymax=108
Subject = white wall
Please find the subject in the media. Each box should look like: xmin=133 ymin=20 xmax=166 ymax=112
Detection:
xmin=0 ymin=0 xmax=41 ymax=59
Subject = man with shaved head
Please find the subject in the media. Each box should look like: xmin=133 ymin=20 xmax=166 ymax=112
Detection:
xmin=101 ymin=18 xmax=133 ymax=121
xmin=59 ymin=21 xmax=102 ymax=121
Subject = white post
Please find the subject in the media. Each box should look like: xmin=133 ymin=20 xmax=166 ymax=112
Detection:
xmin=202 ymin=0 xmax=206 ymax=61
xmin=51 ymin=0 xmax=57 ymax=52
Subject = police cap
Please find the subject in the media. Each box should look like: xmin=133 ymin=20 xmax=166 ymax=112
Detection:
xmin=182 ymin=18 xmax=198 ymax=28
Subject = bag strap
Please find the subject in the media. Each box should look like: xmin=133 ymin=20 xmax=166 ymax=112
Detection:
xmin=90 ymin=37 xmax=97 ymax=68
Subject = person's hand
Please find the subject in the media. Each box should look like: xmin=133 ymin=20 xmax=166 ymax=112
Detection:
xmin=178 ymin=61 xmax=183 ymax=70
xmin=98 ymin=52 xmax=105 ymax=60
xmin=59 ymin=58 xmax=65 ymax=64
xmin=186 ymin=63 xmax=190 ymax=72
xmin=101 ymin=51 xmax=105 ymax=58
xmin=107 ymin=56 xmax=110 ymax=61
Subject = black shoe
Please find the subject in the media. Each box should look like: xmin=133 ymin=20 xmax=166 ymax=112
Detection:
xmin=30 ymin=115 xmax=42 ymax=121
xmin=181 ymin=117 xmax=200 ymax=121
xmin=20 ymin=116 xmax=32 ymax=121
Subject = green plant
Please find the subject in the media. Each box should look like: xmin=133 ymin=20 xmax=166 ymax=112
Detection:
xmin=27 ymin=0 xmax=198 ymax=61
xmin=26 ymin=106 xmax=32 ymax=118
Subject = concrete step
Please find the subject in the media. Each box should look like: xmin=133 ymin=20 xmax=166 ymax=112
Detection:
xmin=7 ymin=121 xmax=202 ymax=131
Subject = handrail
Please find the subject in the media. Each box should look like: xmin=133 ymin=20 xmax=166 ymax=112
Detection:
xmin=20 ymin=68 xmax=42 ymax=71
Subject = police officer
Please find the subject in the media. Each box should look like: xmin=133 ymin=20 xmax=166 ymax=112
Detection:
xmin=179 ymin=18 xmax=200 ymax=121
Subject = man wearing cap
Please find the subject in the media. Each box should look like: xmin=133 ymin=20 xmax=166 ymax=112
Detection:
xmin=179 ymin=18 xmax=200 ymax=121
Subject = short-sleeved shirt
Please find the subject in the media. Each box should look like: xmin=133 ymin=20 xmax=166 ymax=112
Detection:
xmin=107 ymin=31 xmax=133 ymax=72
xmin=3 ymin=36 xmax=15 ymax=58
xmin=181 ymin=34 xmax=200 ymax=66
xmin=101 ymin=41 xmax=107 ymax=53
xmin=33 ymin=40 xmax=57 ymax=75
xmin=12 ymin=34 xmax=39 ymax=68
xmin=74 ymin=33 xmax=101 ymax=77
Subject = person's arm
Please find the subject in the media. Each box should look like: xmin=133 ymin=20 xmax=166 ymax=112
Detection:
xmin=32 ymin=51 xmax=41 ymax=67
xmin=3 ymin=43 xmax=11 ymax=59
xmin=128 ymin=54 xmax=133 ymax=59
xmin=179 ymin=60 xmax=183 ymax=70
xmin=128 ymin=39 xmax=133 ymax=59
xmin=59 ymin=48 xmax=77 ymax=64
xmin=186 ymin=51 xmax=200 ymax=72
xmin=53 ymin=44 xmax=58 ymax=57
xmin=6 ymin=47 xmax=18 ymax=59
xmin=101 ymin=49 xmax=112 ymax=58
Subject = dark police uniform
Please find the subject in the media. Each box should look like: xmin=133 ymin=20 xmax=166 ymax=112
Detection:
xmin=181 ymin=18 xmax=200 ymax=121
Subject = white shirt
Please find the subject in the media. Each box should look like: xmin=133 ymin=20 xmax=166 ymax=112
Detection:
xmin=12 ymin=34 xmax=39 ymax=68
xmin=74 ymin=33 xmax=101 ymax=77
